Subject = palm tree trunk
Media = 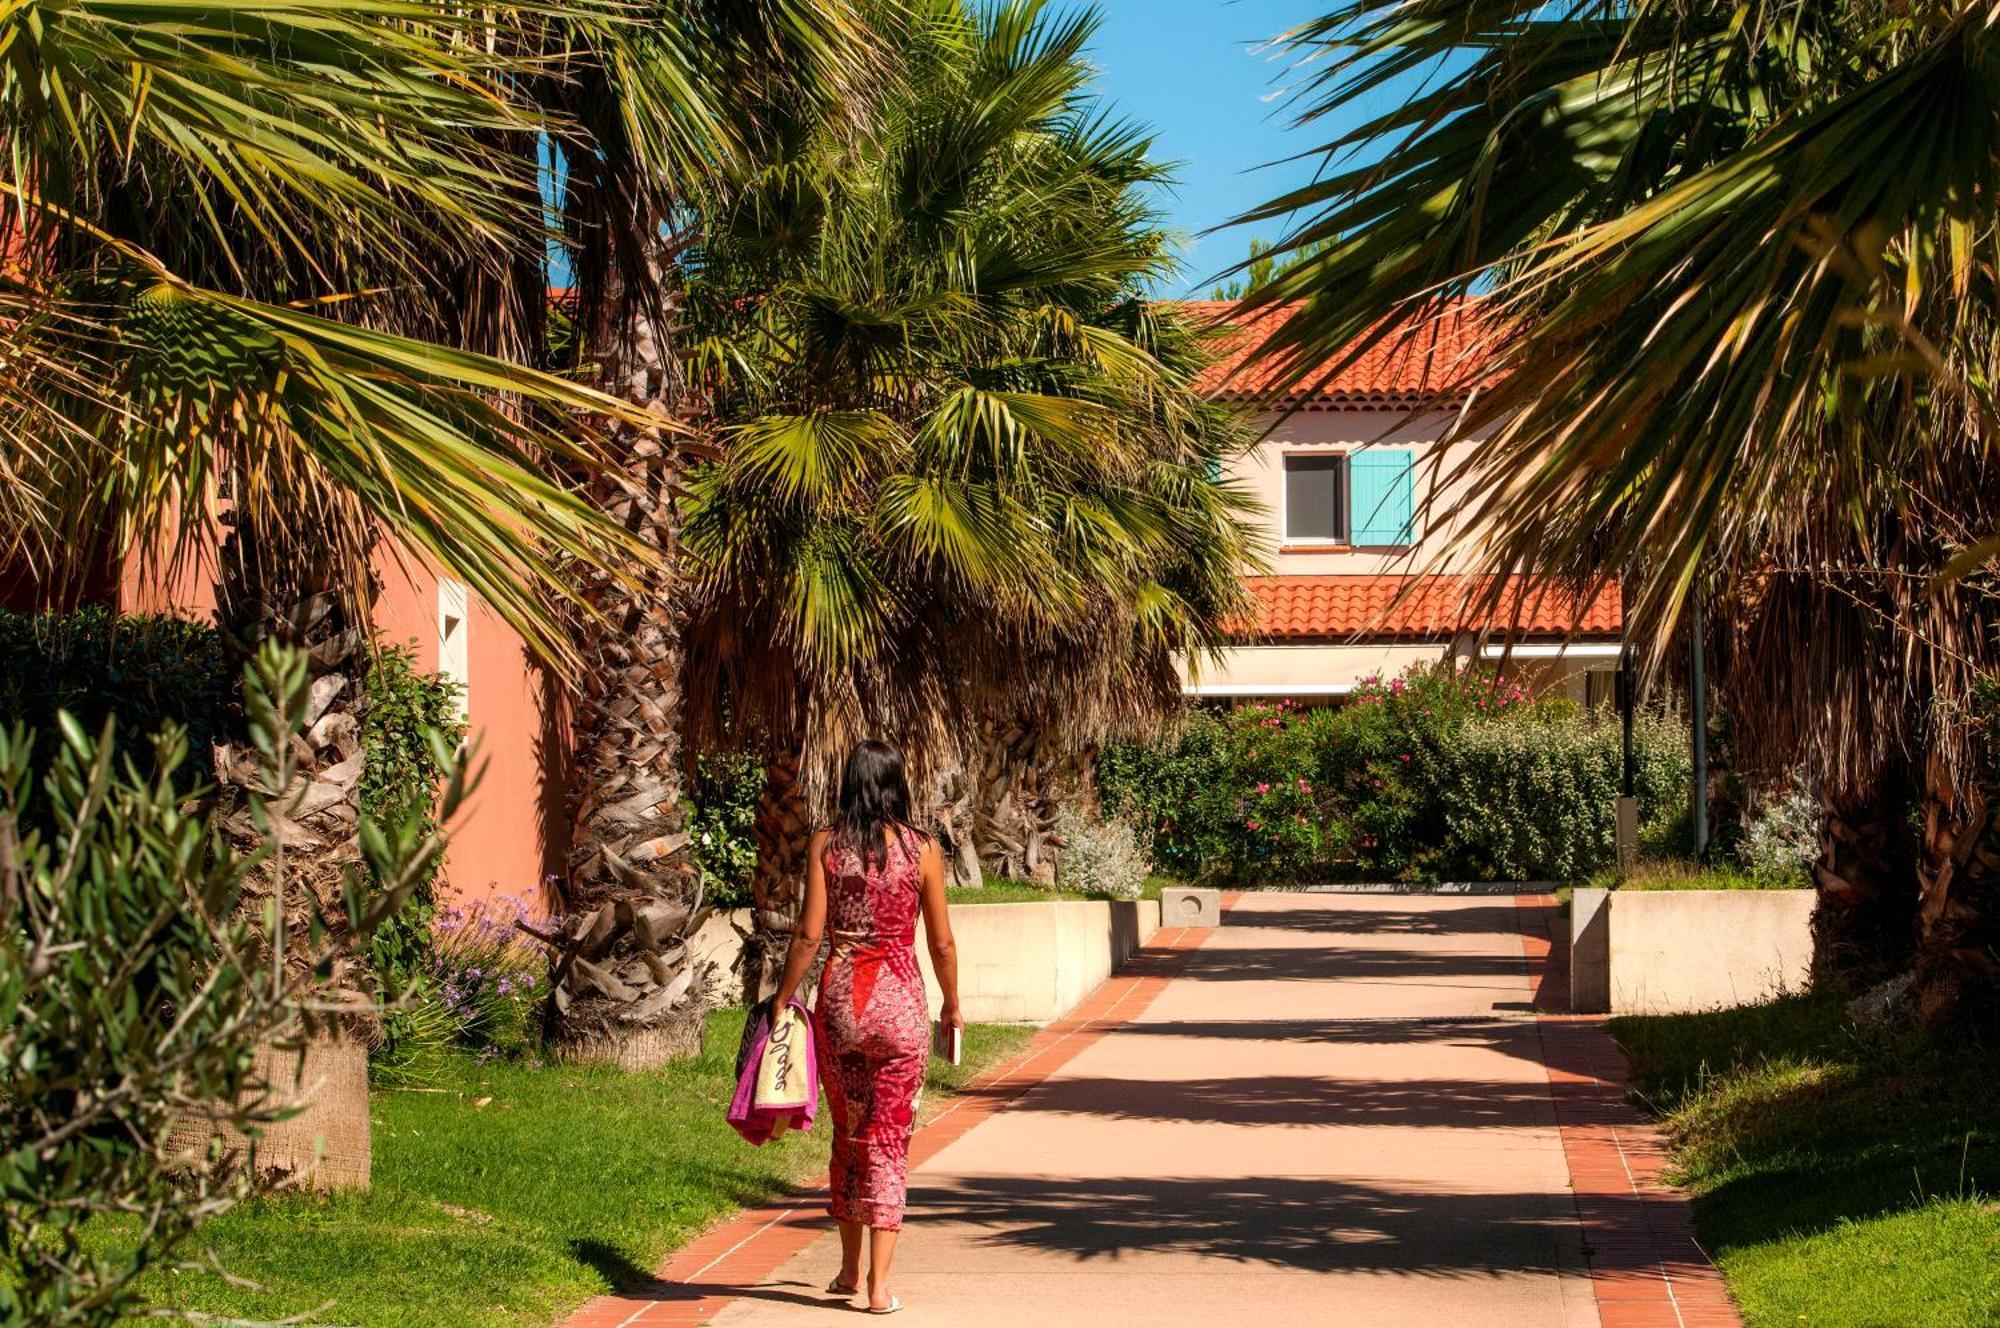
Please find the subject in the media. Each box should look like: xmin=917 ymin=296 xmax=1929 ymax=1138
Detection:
xmin=208 ymin=521 xmax=374 ymax=1188
xmin=973 ymin=715 xmax=1096 ymax=883
xmin=546 ymin=224 xmax=707 ymax=1069
xmin=930 ymin=755 xmax=984 ymax=890
xmin=746 ymin=728 xmax=811 ymax=1000
xmin=1810 ymin=775 xmax=1920 ymax=993
xmin=1909 ymin=752 xmax=2000 ymax=1023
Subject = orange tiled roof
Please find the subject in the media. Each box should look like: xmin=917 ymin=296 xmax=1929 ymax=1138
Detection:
xmin=1240 ymin=574 xmax=1621 ymax=642
xmin=1183 ymin=298 xmax=1495 ymax=406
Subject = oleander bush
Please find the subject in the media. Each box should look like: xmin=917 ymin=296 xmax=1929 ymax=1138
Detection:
xmin=1101 ymin=662 xmax=1689 ymax=884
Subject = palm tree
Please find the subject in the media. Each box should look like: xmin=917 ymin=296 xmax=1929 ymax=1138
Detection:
xmin=1 ymin=0 xmax=673 ymax=1180
xmin=678 ymin=0 xmax=1262 ymax=989
xmin=1238 ymin=0 xmax=2000 ymax=1012
xmin=519 ymin=1 xmax=881 ymax=1065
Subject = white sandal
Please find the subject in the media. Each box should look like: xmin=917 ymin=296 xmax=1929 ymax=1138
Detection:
xmin=826 ymin=1277 xmax=860 ymax=1297
xmin=868 ymin=1296 xmax=903 ymax=1315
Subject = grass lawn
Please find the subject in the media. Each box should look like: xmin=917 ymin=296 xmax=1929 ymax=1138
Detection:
xmin=946 ymin=874 xmax=1178 ymax=905
xmin=132 ymin=1010 xmax=1032 ymax=1328
xmin=1611 ymin=996 xmax=2000 ymax=1326
xmin=1589 ymin=857 xmax=1809 ymax=892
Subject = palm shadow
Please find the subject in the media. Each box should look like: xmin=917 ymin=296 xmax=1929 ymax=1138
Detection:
xmin=1223 ymin=904 xmax=1529 ymax=937
xmin=567 ymin=1236 xmax=837 ymax=1312
xmin=906 ymin=1174 xmax=1605 ymax=1277
xmin=1174 ymin=944 xmax=1532 ymax=982
xmin=989 ymin=1072 xmax=1559 ymax=1129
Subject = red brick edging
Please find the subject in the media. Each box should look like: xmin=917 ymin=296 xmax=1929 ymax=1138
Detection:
xmin=1515 ymin=895 xmax=1744 ymax=1328
xmin=561 ymin=924 xmax=1213 ymax=1328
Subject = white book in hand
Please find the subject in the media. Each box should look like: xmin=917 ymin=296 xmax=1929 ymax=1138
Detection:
xmin=932 ymin=1021 xmax=962 ymax=1066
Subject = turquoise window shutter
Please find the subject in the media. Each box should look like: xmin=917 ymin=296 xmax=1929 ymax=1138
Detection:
xmin=1349 ymin=449 xmax=1415 ymax=545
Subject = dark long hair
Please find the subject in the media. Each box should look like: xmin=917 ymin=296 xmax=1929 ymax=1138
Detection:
xmin=833 ymin=739 xmax=923 ymax=869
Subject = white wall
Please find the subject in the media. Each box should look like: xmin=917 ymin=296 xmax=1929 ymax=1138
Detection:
xmin=1567 ymin=889 xmax=1817 ymax=1015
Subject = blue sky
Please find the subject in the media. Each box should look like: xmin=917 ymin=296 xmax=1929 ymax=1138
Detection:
xmin=1086 ymin=1 xmax=1332 ymax=294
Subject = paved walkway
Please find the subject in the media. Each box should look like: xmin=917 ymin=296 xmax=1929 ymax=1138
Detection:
xmin=565 ymin=894 xmax=1739 ymax=1328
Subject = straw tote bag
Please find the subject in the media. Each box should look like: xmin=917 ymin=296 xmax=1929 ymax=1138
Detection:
xmin=754 ymin=1001 xmax=816 ymax=1114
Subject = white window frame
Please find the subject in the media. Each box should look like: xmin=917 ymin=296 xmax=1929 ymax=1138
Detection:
xmin=1278 ymin=447 xmax=1350 ymax=547
xmin=437 ymin=579 xmax=471 ymax=725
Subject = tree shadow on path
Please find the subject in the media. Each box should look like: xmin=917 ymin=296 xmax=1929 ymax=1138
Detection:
xmin=1225 ymin=904 xmax=1528 ymax=938
xmin=906 ymin=1174 xmax=1595 ymax=1278
xmin=1173 ymin=944 xmax=1531 ymax=983
xmin=991 ymin=1073 xmax=1559 ymax=1129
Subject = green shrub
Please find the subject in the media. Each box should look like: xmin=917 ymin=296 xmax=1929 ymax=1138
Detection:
xmin=1104 ymin=662 xmax=1690 ymax=884
xmin=1429 ymin=708 xmax=1687 ymax=881
xmin=361 ymin=643 xmax=466 ymax=1003
xmin=0 ymin=608 xmax=235 ymax=797
xmin=688 ymin=750 xmax=763 ymax=909
xmin=1098 ymin=708 xmax=1233 ymax=877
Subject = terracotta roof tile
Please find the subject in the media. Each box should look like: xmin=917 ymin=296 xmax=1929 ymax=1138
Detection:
xmin=1239 ymin=574 xmax=1621 ymax=642
xmin=1182 ymin=298 xmax=1495 ymax=406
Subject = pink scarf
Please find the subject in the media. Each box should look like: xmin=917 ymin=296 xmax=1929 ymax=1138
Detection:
xmin=727 ymin=997 xmax=819 ymax=1146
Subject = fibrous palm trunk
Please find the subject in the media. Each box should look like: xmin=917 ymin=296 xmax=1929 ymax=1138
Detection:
xmin=1910 ymin=752 xmax=2000 ymax=1024
xmin=930 ymin=759 xmax=984 ymax=890
xmin=973 ymin=715 xmax=1096 ymax=883
xmin=1810 ymin=776 xmax=1920 ymax=993
xmin=746 ymin=728 xmax=810 ymax=1000
xmin=545 ymin=227 xmax=707 ymax=1069
xmin=207 ymin=521 xmax=375 ymax=1189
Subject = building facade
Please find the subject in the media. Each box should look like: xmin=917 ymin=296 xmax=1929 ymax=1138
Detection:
xmin=1183 ymin=301 xmax=1623 ymax=704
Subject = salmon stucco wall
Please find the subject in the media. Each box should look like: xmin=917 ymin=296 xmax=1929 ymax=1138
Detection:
xmin=122 ymin=552 xmax=566 ymax=920
xmin=361 ymin=561 xmax=566 ymax=919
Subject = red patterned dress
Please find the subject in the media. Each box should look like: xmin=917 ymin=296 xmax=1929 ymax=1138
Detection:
xmin=813 ymin=826 xmax=931 ymax=1230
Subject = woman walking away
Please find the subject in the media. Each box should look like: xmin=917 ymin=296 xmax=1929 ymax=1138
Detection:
xmin=768 ymin=739 xmax=962 ymax=1315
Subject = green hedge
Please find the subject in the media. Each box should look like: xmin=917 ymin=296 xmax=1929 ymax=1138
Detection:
xmin=1430 ymin=711 xmax=1685 ymax=881
xmin=0 ymin=607 xmax=236 ymax=784
xmin=1101 ymin=664 xmax=1688 ymax=884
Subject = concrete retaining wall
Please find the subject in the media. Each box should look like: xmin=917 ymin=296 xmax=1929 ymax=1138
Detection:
xmin=690 ymin=897 xmax=1162 ymax=1025
xmin=913 ymin=898 xmax=1161 ymax=1024
xmin=1570 ymin=888 xmax=1815 ymax=1014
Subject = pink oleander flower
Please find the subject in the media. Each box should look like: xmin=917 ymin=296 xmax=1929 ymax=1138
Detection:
xmin=1256 ymin=782 xmax=1270 ymax=794
xmin=1246 ymin=819 xmax=1261 ymax=831
xmin=1297 ymin=778 xmax=1311 ymax=792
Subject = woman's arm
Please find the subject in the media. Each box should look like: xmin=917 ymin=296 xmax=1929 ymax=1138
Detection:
xmin=769 ymin=830 xmax=830 ymax=1012
xmin=917 ymin=838 xmax=962 ymax=1029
